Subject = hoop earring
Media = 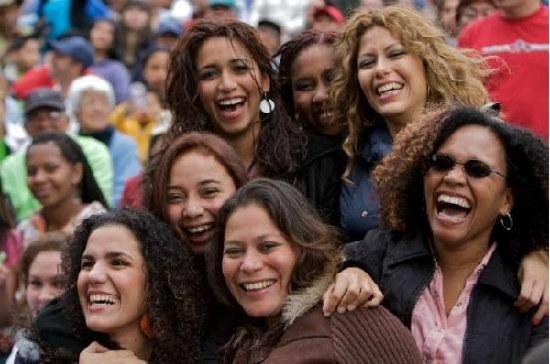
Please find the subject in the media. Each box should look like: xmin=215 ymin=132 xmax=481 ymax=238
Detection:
xmin=259 ymin=92 xmax=275 ymax=114
xmin=499 ymin=212 xmax=513 ymax=231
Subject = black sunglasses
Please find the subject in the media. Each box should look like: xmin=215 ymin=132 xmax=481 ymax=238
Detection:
xmin=427 ymin=153 xmax=506 ymax=179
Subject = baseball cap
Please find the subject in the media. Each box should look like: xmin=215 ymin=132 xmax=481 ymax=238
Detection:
xmin=314 ymin=5 xmax=345 ymax=25
xmin=156 ymin=17 xmax=183 ymax=37
xmin=208 ymin=0 xmax=236 ymax=9
xmin=49 ymin=36 xmax=94 ymax=68
xmin=24 ymin=88 xmax=65 ymax=116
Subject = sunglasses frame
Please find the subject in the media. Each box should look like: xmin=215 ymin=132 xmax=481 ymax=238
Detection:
xmin=427 ymin=153 xmax=506 ymax=179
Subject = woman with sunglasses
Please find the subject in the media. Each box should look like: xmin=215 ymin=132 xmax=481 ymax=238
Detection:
xmin=345 ymin=105 xmax=549 ymax=363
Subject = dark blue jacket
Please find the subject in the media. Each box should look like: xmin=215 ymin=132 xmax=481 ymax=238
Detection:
xmin=345 ymin=229 xmax=549 ymax=364
xmin=339 ymin=125 xmax=392 ymax=241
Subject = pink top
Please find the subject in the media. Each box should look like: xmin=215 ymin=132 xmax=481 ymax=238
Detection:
xmin=1 ymin=230 xmax=23 ymax=268
xmin=411 ymin=243 xmax=497 ymax=364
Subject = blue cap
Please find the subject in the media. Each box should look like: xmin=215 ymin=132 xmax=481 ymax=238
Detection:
xmin=156 ymin=17 xmax=183 ymax=36
xmin=208 ymin=0 xmax=236 ymax=8
xmin=49 ymin=36 xmax=94 ymax=68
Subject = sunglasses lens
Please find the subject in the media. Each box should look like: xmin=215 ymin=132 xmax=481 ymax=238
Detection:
xmin=430 ymin=154 xmax=455 ymax=172
xmin=464 ymin=160 xmax=492 ymax=178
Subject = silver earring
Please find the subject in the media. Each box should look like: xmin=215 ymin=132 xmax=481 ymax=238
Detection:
xmin=499 ymin=212 xmax=513 ymax=231
xmin=259 ymin=92 xmax=275 ymax=114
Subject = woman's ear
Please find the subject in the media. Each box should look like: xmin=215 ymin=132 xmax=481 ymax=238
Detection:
xmin=71 ymin=162 xmax=84 ymax=186
xmin=499 ymin=187 xmax=514 ymax=215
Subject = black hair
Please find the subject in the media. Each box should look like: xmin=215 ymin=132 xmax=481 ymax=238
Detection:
xmin=27 ymin=133 xmax=108 ymax=207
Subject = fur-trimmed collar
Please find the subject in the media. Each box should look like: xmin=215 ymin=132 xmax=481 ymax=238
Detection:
xmin=280 ymin=273 xmax=334 ymax=329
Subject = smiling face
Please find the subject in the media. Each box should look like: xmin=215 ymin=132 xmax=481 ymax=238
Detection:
xmin=424 ymin=125 xmax=513 ymax=250
xmin=357 ymin=26 xmax=427 ymax=134
xmin=291 ymin=44 xmax=340 ymax=136
xmin=26 ymin=251 xmax=63 ymax=316
xmin=26 ymin=142 xmax=82 ymax=209
xmin=195 ymin=37 xmax=269 ymax=137
xmin=77 ymin=225 xmax=147 ymax=340
xmin=78 ymin=90 xmax=111 ymax=133
xmin=222 ymin=203 xmax=299 ymax=323
xmin=167 ymin=149 xmax=237 ymax=254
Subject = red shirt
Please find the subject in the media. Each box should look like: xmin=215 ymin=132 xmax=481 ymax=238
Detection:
xmin=458 ymin=6 xmax=549 ymax=138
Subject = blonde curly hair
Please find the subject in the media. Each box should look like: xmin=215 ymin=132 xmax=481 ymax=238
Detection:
xmin=331 ymin=5 xmax=490 ymax=178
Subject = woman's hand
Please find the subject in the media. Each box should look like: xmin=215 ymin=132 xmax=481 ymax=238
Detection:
xmin=516 ymin=248 xmax=549 ymax=325
xmin=80 ymin=342 xmax=147 ymax=364
xmin=322 ymin=267 xmax=383 ymax=317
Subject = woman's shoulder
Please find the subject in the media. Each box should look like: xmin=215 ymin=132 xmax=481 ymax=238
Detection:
xmin=329 ymin=306 xmax=422 ymax=364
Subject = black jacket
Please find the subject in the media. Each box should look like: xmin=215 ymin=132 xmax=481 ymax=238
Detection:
xmin=297 ymin=131 xmax=345 ymax=227
xmin=345 ymin=229 xmax=549 ymax=364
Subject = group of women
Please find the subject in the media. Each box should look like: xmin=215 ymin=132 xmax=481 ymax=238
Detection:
xmin=6 ymin=4 xmax=548 ymax=364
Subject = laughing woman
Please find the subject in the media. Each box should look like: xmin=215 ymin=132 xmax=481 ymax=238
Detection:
xmin=35 ymin=209 xmax=207 ymax=364
xmin=208 ymin=178 xmax=421 ymax=363
xmin=345 ymin=106 xmax=549 ymax=363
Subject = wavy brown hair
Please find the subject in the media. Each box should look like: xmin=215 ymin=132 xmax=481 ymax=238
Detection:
xmin=166 ymin=20 xmax=305 ymax=180
xmin=56 ymin=209 xmax=208 ymax=364
xmin=331 ymin=5 xmax=490 ymax=178
xmin=372 ymin=105 xmax=548 ymax=259
xmin=143 ymin=132 xmax=247 ymax=226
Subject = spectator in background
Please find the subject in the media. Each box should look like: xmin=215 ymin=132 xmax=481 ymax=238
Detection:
xmin=0 ymin=0 xmax=22 ymax=56
xmin=205 ymin=0 xmax=238 ymax=20
xmin=11 ymin=36 xmax=94 ymax=99
xmin=154 ymin=16 xmax=184 ymax=51
xmin=458 ymin=0 xmax=548 ymax=138
xmin=2 ymin=35 xmax=41 ymax=85
xmin=311 ymin=5 xmax=346 ymax=32
xmin=434 ymin=0 xmax=460 ymax=41
xmin=1 ymin=88 xmax=113 ymax=220
xmin=5 ymin=233 xmax=66 ymax=364
xmin=88 ymin=18 xmax=131 ymax=104
xmin=250 ymin=0 xmax=313 ymax=36
xmin=68 ymin=75 xmax=142 ymax=207
xmin=455 ymin=0 xmax=495 ymax=34
xmin=118 ymin=0 xmax=153 ymax=70
xmin=18 ymin=133 xmax=108 ymax=245
xmin=257 ymin=19 xmax=281 ymax=57
xmin=112 ymin=46 xmax=170 ymax=162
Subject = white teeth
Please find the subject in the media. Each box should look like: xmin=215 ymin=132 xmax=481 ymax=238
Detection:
xmin=89 ymin=294 xmax=117 ymax=305
xmin=187 ymin=225 xmax=211 ymax=234
xmin=218 ymin=98 xmax=244 ymax=106
xmin=242 ymin=280 xmax=275 ymax=291
xmin=377 ymin=82 xmax=403 ymax=94
xmin=437 ymin=195 xmax=471 ymax=209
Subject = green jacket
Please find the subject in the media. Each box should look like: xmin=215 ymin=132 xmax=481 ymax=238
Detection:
xmin=0 ymin=134 xmax=113 ymax=221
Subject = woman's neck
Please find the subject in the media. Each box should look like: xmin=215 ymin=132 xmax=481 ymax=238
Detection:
xmin=41 ymin=197 xmax=83 ymax=231
xmin=223 ymin=121 xmax=261 ymax=174
xmin=94 ymin=50 xmax=107 ymax=63
xmin=111 ymin=328 xmax=153 ymax=361
xmin=383 ymin=107 xmax=423 ymax=139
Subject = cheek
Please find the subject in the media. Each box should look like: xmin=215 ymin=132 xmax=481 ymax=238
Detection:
xmin=293 ymin=92 xmax=312 ymax=115
xmin=26 ymin=287 xmax=39 ymax=307
xmin=167 ymin=204 xmax=182 ymax=227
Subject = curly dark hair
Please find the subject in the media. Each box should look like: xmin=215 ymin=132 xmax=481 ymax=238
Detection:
xmin=27 ymin=133 xmax=108 ymax=208
xmin=58 ymin=209 xmax=208 ymax=363
xmin=372 ymin=105 xmax=548 ymax=259
xmin=165 ymin=20 xmax=306 ymax=181
xmin=207 ymin=178 xmax=343 ymax=309
xmin=276 ymin=30 xmax=339 ymax=124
